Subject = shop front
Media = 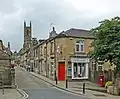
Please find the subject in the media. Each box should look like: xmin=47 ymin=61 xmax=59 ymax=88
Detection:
xmin=71 ymin=57 xmax=89 ymax=79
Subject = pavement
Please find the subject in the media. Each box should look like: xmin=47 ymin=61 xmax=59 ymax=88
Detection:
xmin=0 ymin=88 xmax=25 ymax=99
xmin=16 ymin=66 xmax=89 ymax=99
xmin=0 ymin=67 xmax=28 ymax=99
xmin=22 ymin=68 xmax=120 ymax=99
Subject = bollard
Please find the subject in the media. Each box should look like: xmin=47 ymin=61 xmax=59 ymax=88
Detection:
xmin=2 ymin=84 xmax=4 ymax=95
xmin=66 ymin=79 xmax=68 ymax=88
xmin=55 ymin=75 xmax=57 ymax=85
xmin=83 ymin=83 xmax=85 ymax=94
xmin=0 ymin=81 xmax=4 ymax=95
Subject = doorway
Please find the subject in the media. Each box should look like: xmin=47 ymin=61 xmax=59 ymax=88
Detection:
xmin=58 ymin=62 xmax=65 ymax=81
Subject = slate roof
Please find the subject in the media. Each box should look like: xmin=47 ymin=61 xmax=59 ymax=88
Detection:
xmin=33 ymin=28 xmax=94 ymax=48
xmin=63 ymin=28 xmax=94 ymax=38
xmin=19 ymin=28 xmax=94 ymax=55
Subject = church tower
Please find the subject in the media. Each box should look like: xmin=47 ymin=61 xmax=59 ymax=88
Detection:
xmin=24 ymin=21 xmax=32 ymax=50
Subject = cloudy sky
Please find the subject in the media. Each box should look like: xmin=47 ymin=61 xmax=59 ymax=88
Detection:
xmin=0 ymin=0 xmax=120 ymax=51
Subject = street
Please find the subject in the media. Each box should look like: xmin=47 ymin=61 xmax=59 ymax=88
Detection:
xmin=15 ymin=67 xmax=89 ymax=99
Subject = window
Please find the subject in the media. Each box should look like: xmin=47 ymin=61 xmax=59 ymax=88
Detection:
xmin=40 ymin=46 xmax=42 ymax=56
xmin=75 ymin=40 xmax=84 ymax=52
xmin=50 ymin=42 xmax=54 ymax=54
xmin=81 ymin=45 xmax=83 ymax=52
xmin=27 ymin=30 xmax=29 ymax=36
xmin=76 ymin=44 xmax=79 ymax=51
xmin=44 ymin=46 xmax=47 ymax=57
xmin=50 ymin=62 xmax=54 ymax=76
xmin=67 ymin=67 xmax=72 ymax=77
xmin=98 ymin=66 xmax=102 ymax=71
xmin=73 ymin=63 xmax=77 ymax=77
xmin=73 ymin=62 xmax=86 ymax=78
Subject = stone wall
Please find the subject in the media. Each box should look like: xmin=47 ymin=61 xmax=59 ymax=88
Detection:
xmin=0 ymin=60 xmax=9 ymax=66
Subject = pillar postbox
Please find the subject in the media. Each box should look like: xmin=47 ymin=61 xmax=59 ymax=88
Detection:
xmin=99 ymin=75 xmax=104 ymax=87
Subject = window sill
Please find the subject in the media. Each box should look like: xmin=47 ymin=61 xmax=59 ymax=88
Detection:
xmin=74 ymin=51 xmax=86 ymax=54
xmin=72 ymin=77 xmax=88 ymax=79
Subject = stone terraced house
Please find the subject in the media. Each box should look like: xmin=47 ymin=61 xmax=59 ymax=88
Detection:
xmin=19 ymin=22 xmax=94 ymax=81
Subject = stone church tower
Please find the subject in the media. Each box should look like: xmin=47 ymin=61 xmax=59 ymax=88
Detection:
xmin=24 ymin=21 xmax=32 ymax=50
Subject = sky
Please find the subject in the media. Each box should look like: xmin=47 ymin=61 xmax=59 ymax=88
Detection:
xmin=0 ymin=0 xmax=120 ymax=52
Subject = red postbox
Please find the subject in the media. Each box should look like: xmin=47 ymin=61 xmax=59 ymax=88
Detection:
xmin=98 ymin=75 xmax=104 ymax=87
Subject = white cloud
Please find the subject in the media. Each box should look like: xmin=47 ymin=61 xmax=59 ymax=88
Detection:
xmin=64 ymin=0 xmax=120 ymax=18
xmin=0 ymin=0 xmax=120 ymax=51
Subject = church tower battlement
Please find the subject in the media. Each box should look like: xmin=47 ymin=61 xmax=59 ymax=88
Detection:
xmin=23 ymin=21 xmax=32 ymax=50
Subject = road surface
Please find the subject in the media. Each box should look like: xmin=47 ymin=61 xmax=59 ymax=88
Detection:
xmin=15 ymin=67 xmax=89 ymax=99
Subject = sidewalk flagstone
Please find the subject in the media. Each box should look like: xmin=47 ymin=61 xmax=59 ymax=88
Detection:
xmin=0 ymin=89 xmax=25 ymax=99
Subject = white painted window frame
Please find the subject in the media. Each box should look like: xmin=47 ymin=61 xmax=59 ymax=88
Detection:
xmin=75 ymin=40 xmax=84 ymax=52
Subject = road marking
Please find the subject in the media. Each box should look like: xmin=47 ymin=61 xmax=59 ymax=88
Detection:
xmin=19 ymin=67 xmax=89 ymax=98
xmin=16 ymin=84 xmax=29 ymax=99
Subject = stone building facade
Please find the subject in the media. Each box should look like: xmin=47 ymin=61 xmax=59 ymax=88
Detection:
xmin=30 ymin=28 xmax=94 ymax=80
xmin=19 ymin=22 xmax=95 ymax=81
xmin=0 ymin=40 xmax=15 ymax=86
xmin=19 ymin=21 xmax=38 ymax=70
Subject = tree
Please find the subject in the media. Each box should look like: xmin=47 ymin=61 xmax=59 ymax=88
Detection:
xmin=90 ymin=16 xmax=120 ymax=79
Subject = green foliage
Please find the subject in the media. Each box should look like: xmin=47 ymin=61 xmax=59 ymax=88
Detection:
xmin=91 ymin=16 xmax=120 ymax=73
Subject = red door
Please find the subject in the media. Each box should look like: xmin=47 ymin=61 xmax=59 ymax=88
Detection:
xmin=58 ymin=62 xmax=65 ymax=81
